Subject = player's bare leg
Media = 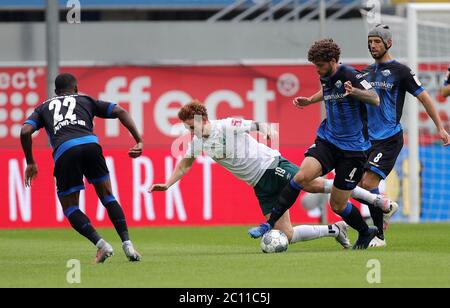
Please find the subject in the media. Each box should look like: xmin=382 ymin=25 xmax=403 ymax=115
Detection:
xmin=302 ymin=177 xmax=328 ymax=194
xmin=59 ymin=192 xmax=113 ymax=263
xmin=248 ymin=157 xmax=322 ymax=238
xmin=330 ymin=186 xmax=377 ymax=250
xmin=93 ymin=179 xmax=141 ymax=262
xmin=267 ymin=211 xmax=294 ymax=241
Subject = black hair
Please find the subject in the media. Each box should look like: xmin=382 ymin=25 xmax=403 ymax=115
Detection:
xmin=308 ymin=39 xmax=341 ymax=63
xmin=55 ymin=73 xmax=77 ymax=94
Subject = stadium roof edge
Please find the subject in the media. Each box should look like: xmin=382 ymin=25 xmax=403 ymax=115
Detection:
xmin=0 ymin=0 xmax=368 ymax=11
xmin=0 ymin=58 xmax=379 ymax=68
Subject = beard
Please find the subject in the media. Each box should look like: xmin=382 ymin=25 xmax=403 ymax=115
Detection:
xmin=371 ymin=51 xmax=385 ymax=59
xmin=322 ymin=65 xmax=334 ymax=77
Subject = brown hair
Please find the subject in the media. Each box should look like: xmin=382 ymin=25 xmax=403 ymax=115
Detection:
xmin=178 ymin=100 xmax=209 ymax=121
xmin=308 ymin=39 xmax=341 ymax=63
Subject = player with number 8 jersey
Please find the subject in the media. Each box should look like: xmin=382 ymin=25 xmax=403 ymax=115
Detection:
xmin=358 ymin=25 xmax=450 ymax=247
xmin=20 ymin=73 xmax=144 ymax=264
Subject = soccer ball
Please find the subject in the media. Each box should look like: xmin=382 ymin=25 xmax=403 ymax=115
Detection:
xmin=260 ymin=230 xmax=289 ymax=253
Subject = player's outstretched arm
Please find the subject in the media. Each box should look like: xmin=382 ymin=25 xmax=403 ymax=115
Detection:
xmin=293 ymin=90 xmax=323 ymax=109
xmin=417 ymin=91 xmax=450 ymax=146
xmin=20 ymin=124 xmax=38 ymax=187
xmin=343 ymin=81 xmax=380 ymax=106
xmin=111 ymin=105 xmax=144 ymax=158
xmin=149 ymin=157 xmax=196 ymax=193
xmin=441 ymin=85 xmax=450 ymax=98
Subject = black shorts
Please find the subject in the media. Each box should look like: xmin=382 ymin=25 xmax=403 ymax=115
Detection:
xmin=54 ymin=143 xmax=109 ymax=197
xmin=305 ymin=138 xmax=366 ymax=191
xmin=366 ymin=131 xmax=404 ymax=179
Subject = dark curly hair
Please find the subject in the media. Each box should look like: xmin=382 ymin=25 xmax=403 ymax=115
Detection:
xmin=308 ymin=39 xmax=341 ymax=63
xmin=178 ymin=100 xmax=209 ymax=121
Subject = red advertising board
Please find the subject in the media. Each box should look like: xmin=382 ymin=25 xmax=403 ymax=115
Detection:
xmin=0 ymin=148 xmax=347 ymax=228
xmin=0 ymin=65 xmax=323 ymax=148
xmin=0 ymin=64 xmax=371 ymax=228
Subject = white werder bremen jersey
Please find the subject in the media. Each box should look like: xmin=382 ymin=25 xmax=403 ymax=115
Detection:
xmin=185 ymin=118 xmax=281 ymax=187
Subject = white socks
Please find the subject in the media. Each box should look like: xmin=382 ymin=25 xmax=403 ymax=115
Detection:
xmin=324 ymin=179 xmax=378 ymax=205
xmin=96 ymin=239 xmax=106 ymax=249
xmin=291 ymin=224 xmax=339 ymax=243
xmin=323 ymin=179 xmax=333 ymax=194
xmin=351 ymin=186 xmax=378 ymax=205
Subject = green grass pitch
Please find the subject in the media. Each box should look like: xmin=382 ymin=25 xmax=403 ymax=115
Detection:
xmin=1 ymin=224 xmax=449 ymax=288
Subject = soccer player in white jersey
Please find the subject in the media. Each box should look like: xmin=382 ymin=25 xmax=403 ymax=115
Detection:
xmin=149 ymin=101 xmax=393 ymax=249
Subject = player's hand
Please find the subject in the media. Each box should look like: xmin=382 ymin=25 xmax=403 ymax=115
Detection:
xmin=128 ymin=142 xmax=143 ymax=158
xmin=24 ymin=163 xmax=38 ymax=187
xmin=439 ymin=128 xmax=450 ymax=146
xmin=293 ymin=97 xmax=312 ymax=109
xmin=148 ymin=184 xmax=169 ymax=193
xmin=343 ymin=81 xmax=354 ymax=97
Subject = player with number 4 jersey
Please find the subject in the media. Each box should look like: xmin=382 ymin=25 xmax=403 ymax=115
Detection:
xmin=249 ymin=39 xmax=382 ymax=250
xmin=20 ymin=73 xmax=143 ymax=263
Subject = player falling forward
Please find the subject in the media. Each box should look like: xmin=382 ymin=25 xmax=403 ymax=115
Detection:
xmin=149 ymin=101 xmax=393 ymax=249
xmin=20 ymin=73 xmax=143 ymax=263
xmin=249 ymin=39 xmax=381 ymax=249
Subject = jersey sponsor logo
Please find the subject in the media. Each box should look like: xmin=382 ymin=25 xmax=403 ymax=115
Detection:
xmin=413 ymin=75 xmax=422 ymax=87
xmin=231 ymin=119 xmax=243 ymax=127
xmin=370 ymin=81 xmax=394 ymax=90
xmin=323 ymin=93 xmax=346 ymax=101
xmin=410 ymin=70 xmax=422 ymax=86
xmin=381 ymin=69 xmax=391 ymax=77
xmin=356 ymin=72 xmax=369 ymax=79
